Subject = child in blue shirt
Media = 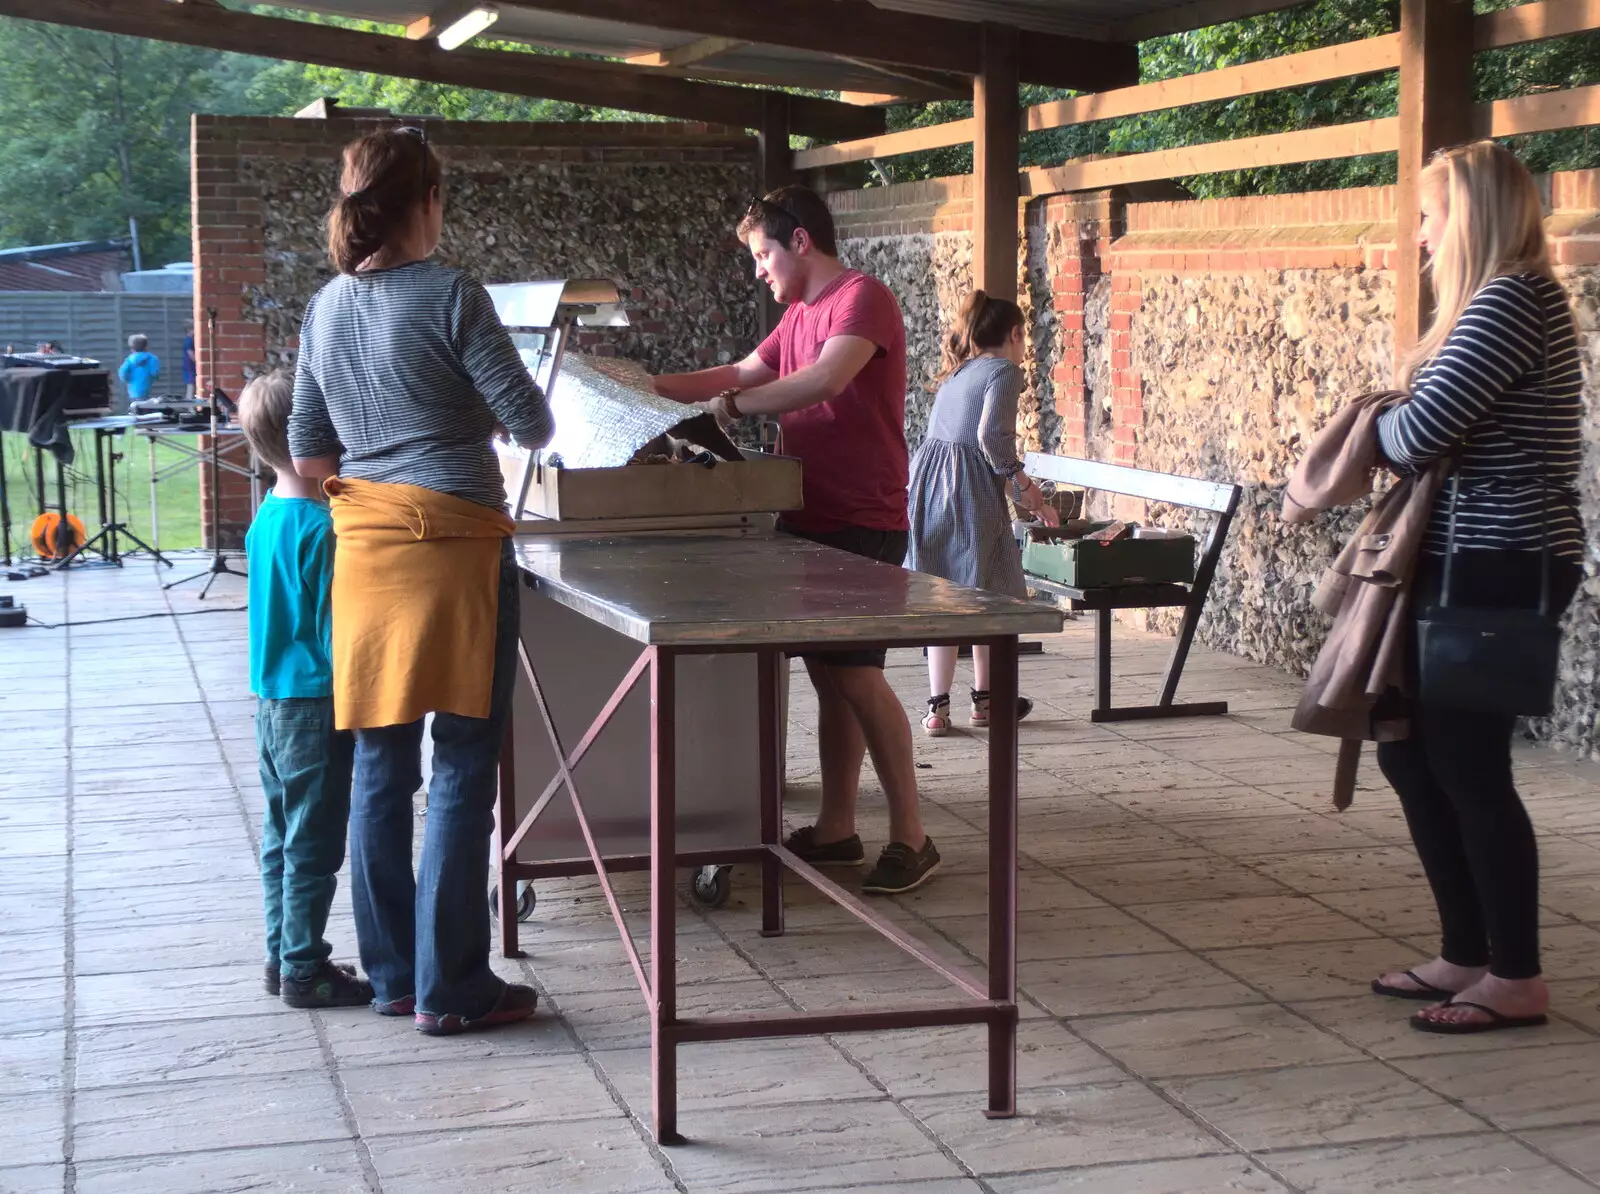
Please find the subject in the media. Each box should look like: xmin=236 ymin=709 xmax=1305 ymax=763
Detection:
xmin=238 ymin=369 xmax=372 ymax=1009
xmin=118 ymin=334 xmax=160 ymax=400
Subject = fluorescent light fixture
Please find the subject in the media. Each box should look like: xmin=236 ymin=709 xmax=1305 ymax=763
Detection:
xmin=437 ymin=4 xmax=499 ymax=50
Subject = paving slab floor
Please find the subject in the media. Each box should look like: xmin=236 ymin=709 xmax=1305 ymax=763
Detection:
xmin=2 ymin=555 xmax=1599 ymax=1193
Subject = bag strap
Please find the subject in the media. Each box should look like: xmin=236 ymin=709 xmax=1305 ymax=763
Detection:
xmin=1437 ymin=277 xmax=1554 ymax=616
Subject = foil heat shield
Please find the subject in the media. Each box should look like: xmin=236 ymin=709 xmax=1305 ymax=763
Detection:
xmin=541 ymin=356 xmax=741 ymax=469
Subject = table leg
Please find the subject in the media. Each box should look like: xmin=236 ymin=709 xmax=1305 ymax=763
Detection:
xmin=0 ymin=430 xmax=11 ymax=565
xmin=758 ymin=649 xmax=785 ymax=938
xmin=650 ymin=646 xmax=682 ymax=1145
xmin=94 ymin=429 xmax=108 ymax=560
xmin=496 ymin=722 xmax=522 ymax=958
xmin=986 ymin=634 xmax=1019 ymax=1119
xmin=148 ymin=435 xmax=160 ymax=557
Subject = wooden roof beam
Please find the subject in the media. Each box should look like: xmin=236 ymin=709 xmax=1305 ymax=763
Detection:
xmin=493 ymin=0 xmax=1139 ymax=92
xmin=0 ymin=0 xmax=884 ymax=142
xmin=627 ymin=36 xmax=746 ymax=68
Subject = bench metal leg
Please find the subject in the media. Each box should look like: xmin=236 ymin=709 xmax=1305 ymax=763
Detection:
xmin=1088 ymin=603 xmax=1228 ymax=724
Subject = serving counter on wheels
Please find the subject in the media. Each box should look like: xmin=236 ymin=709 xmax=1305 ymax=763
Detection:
xmin=485 ymin=277 xmax=1062 ymax=1143
xmin=501 ymin=530 xmax=1061 ymax=1144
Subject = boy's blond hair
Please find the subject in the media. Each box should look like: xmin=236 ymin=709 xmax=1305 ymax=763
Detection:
xmin=237 ymin=369 xmax=296 ymax=474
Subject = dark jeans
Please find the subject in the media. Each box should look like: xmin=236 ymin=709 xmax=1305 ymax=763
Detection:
xmin=258 ymin=696 xmax=355 ymax=980
xmin=1376 ymin=549 xmax=1581 ymax=980
xmin=349 ymin=540 xmax=519 ymax=1016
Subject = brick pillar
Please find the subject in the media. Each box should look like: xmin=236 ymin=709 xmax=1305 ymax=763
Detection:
xmin=1048 ymin=191 xmax=1122 ymax=460
xmin=191 ymin=114 xmax=267 ymax=549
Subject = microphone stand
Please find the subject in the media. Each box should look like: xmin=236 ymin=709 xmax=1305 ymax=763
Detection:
xmin=165 ymin=308 xmax=249 ymax=597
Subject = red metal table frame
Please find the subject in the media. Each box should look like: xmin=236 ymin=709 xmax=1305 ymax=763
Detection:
xmin=495 ymin=632 xmax=1020 ymax=1145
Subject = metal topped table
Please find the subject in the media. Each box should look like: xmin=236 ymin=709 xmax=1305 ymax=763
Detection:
xmin=503 ymin=530 xmax=1061 ymax=1144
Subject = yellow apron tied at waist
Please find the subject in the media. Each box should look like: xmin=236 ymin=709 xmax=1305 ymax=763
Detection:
xmin=325 ymin=477 xmax=515 ymax=731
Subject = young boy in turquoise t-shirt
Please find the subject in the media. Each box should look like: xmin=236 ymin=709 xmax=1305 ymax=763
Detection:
xmin=238 ymin=370 xmax=371 ymax=1009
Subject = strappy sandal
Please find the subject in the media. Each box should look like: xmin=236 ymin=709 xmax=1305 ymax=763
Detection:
xmin=922 ymin=694 xmax=951 ymax=737
xmin=1370 ymin=969 xmax=1456 ymax=1001
xmin=1410 ymin=999 xmax=1548 ymax=1035
xmin=969 ymin=690 xmax=1034 ymax=727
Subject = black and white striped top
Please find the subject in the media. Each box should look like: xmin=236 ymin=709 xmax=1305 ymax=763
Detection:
xmin=1377 ymin=272 xmax=1585 ymax=560
xmin=289 ymin=260 xmax=554 ymax=510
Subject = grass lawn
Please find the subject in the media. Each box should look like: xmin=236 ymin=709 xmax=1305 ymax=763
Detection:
xmin=2 ymin=424 xmax=205 ymax=560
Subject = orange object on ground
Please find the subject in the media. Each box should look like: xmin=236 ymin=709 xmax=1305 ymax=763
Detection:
xmin=29 ymin=511 xmax=86 ymax=559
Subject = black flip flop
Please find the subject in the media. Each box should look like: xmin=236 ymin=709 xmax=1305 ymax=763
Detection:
xmin=1371 ymin=970 xmax=1455 ymax=1001
xmin=1409 ymin=999 xmax=1549 ymax=1035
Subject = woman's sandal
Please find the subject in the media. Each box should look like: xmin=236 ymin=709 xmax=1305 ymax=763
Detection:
xmin=923 ymin=695 xmax=951 ymax=738
xmin=1370 ymin=970 xmax=1456 ymax=1001
xmin=1409 ymin=999 xmax=1548 ymax=1035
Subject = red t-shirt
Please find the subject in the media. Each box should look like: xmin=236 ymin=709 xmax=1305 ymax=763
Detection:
xmin=756 ymin=269 xmax=909 ymax=535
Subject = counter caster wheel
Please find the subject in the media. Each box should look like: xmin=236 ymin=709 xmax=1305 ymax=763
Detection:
xmin=489 ymin=882 xmax=536 ymax=922
xmin=689 ymin=864 xmax=732 ymax=909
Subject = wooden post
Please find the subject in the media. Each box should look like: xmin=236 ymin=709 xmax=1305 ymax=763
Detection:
xmin=1395 ymin=0 xmax=1475 ymax=357
xmin=758 ymin=92 xmax=792 ymax=336
xmin=973 ymin=22 xmax=1020 ymax=300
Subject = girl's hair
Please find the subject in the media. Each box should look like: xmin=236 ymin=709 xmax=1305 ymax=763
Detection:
xmin=935 ymin=289 xmax=1024 ymax=385
xmin=326 ymin=127 xmax=443 ymax=275
xmin=1399 ymin=140 xmax=1555 ymax=388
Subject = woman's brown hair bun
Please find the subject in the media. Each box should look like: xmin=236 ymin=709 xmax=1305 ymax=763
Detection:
xmin=326 ymin=127 xmax=443 ymax=275
xmin=934 ymin=288 xmax=1024 ymax=386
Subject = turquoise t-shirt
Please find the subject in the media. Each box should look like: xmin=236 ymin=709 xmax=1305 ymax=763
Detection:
xmin=245 ymin=493 xmax=335 ymax=700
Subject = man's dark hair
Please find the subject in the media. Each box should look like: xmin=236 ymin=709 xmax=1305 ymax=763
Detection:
xmin=737 ymin=185 xmax=838 ymax=257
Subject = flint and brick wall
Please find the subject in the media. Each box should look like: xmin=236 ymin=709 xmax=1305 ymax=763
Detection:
xmin=190 ymin=115 xmax=758 ymax=547
xmin=829 ymin=172 xmax=1600 ymax=759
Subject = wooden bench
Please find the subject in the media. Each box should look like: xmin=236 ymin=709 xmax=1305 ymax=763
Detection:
xmin=1022 ymin=453 xmax=1242 ymax=723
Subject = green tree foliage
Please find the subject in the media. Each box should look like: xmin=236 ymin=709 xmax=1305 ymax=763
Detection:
xmin=0 ymin=20 xmax=233 ymax=266
xmin=879 ymin=0 xmax=1600 ymax=194
xmin=0 ymin=6 xmax=653 ymax=265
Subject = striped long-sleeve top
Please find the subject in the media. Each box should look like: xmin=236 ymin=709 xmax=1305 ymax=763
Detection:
xmin=288 ymin=260 xmax=554 ymax=510
xmin=1377 ymin=272 xmax=1584 ymax=560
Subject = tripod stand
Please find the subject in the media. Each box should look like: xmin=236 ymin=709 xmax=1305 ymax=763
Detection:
xmin=166 ymin=310 xmax=248 ymax=597
xmin=55 ymin=420 xmax=171 ymax=570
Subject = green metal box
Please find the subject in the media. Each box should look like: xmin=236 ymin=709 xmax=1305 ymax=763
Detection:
xmin=1022 ymin=525 xmax=1196 ymax=588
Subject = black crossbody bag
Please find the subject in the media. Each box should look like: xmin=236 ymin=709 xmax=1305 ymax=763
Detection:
xmin=1416 ymin=308 xmax=1562 ymax=717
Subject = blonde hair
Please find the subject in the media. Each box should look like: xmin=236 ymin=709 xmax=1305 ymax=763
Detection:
xmin=934 ymin=289 xmax=1024 ymax=387
xmin=237 ymin=369 xmax=295 ymax=473
xmin=1399 ymin=140 xmax=1555 ymax=389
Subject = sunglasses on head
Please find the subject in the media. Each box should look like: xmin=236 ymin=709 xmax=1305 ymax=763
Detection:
xmin=395 ymin=125 xmax=428 ymax=147
xmin=748 ymin=194 xmax=807 ymax=241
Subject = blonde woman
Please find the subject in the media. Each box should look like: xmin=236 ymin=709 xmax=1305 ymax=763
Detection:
xmin=1369 ymin=142 xmax=1584 ymax=1034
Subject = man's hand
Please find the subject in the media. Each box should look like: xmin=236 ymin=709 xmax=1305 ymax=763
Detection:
xmin=709 ymin=389 xmax=741 ymax=427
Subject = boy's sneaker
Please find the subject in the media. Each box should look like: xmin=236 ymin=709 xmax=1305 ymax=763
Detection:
xmin=969 ymin=690 xmax=1034 ymax=728
xmin=416 ymin=981 xmax=538 ymax=1036
xmin=266 ymin=960 xmax=357 ymax=998
xmin=862 ymin=837 xmax=941 ymax=895
xmin=373 ymin=994 xmax=416 ymax=1017
xmin=281 ymin=961 xmax=374 ymax=1009
xmin=782 ymin=825 xmax=866 ymax=867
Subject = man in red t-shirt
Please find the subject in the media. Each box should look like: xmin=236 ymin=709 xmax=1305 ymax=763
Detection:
xmin=655 ymin=185 xmax=937 ymax=895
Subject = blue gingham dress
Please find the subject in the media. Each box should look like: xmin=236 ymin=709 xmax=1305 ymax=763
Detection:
xmin=905 ymin=355 xmax=1028 ymax=599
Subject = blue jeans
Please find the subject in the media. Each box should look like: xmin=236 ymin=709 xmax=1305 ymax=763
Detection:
xmin=258 ymin=696 xmax=355 ymax=980
xmin=349 ymin=540 xmax=519 ymax=1016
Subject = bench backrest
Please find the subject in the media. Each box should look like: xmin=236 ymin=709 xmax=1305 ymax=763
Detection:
xmin=1023 ymin=453 xmax=1240 ymax=515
